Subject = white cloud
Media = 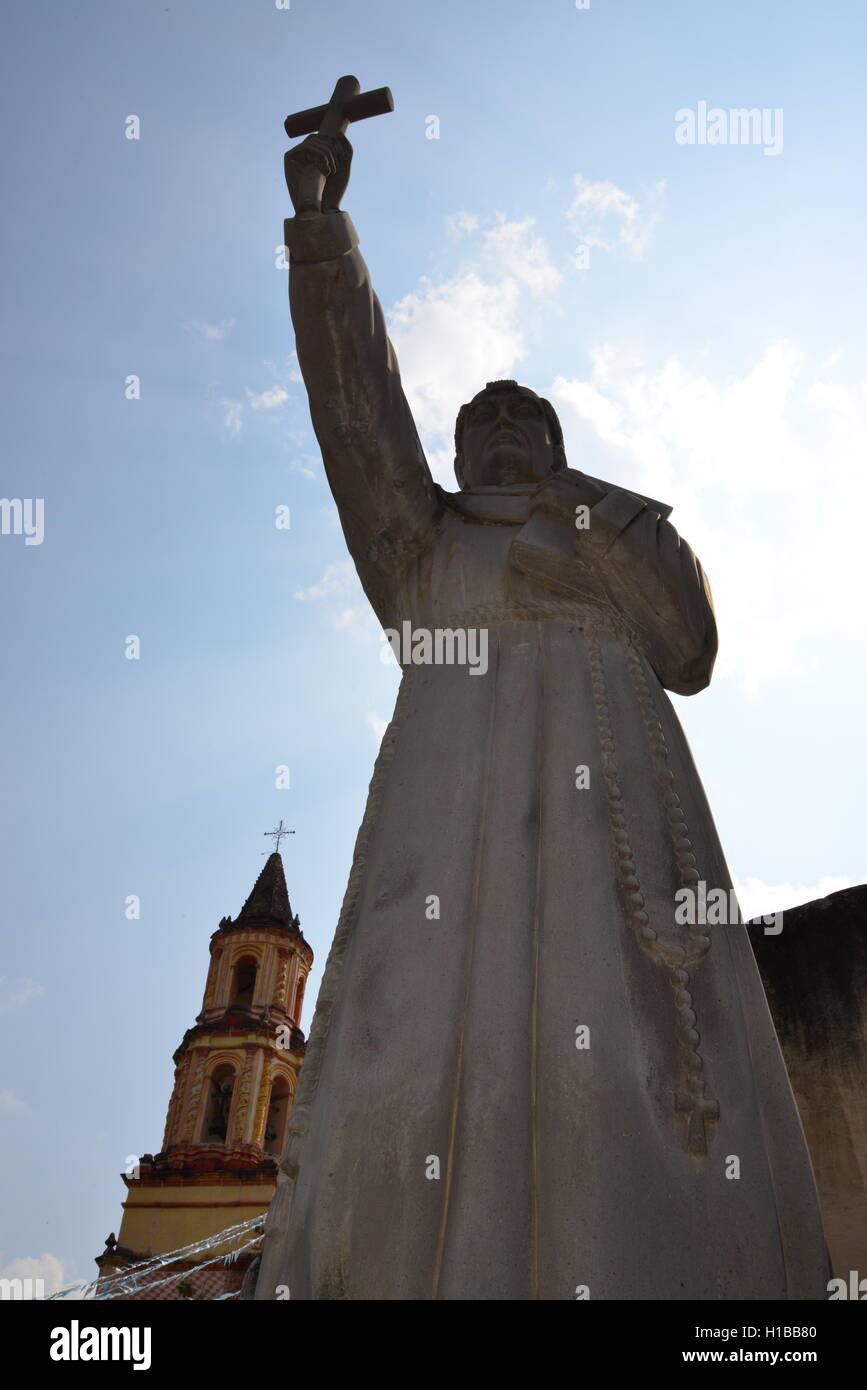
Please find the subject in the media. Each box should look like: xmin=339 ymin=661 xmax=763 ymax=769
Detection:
xmin=387 ymin=215 xmax=559 ymax=485
xmin=807 ymin=380 xmax=859 ymax=413
xmin=294 ymin=565 xmax=378 ymax=642
xmin=566 ymin=175 xmax=665 ymax=261
xmin=293 ymin=561 xmax=357 ymax=601
xmin=553 ymin=339 xmax=801 ymax=500
xmin=389 ymin=271 xmax=523 ymax=463
xmin=550 ymin=340 xmax=843 ymax=692
xmin=0 ymin=1089 xmax=28 ymax=1115
xmin=332 ymin=605 xmax=378 ymax=638
xmin=445 ymin=211 xmax=480 ymax=237
xmin=220 ymin=380 xmax=290 ymax=437
xmin=733 ymin=874 xmax=856 ymax=921
xmin=185 ymin=318 xmax=235 ymax=342
xmin=0 ymin=978 xmax=43 ymax=1015
xmin=0 ymin=1253 xmax=70 ymax=1297
xmin=247 ymin=385 xmax=289 ymax=411
xmin=289 ymin=460 xmax=317 ymax=480
xmin=367 ymin=711 xmax=388 ymax=740
xmin=479 ymin=215 xmax=562 ymax=296
xmin=221 ymin=398 xmax=242 ymax=439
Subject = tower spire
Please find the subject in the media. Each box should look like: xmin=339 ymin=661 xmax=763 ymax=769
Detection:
xmin=235 ymin=851 xmax=298 ymax=929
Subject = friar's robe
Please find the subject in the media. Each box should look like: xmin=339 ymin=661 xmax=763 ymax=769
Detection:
xmin=255 ymin=209 xmax=828 ymax=1301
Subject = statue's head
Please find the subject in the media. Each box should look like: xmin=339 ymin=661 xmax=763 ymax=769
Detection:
xmin=454 ymin=380 xmax=567 ymax=490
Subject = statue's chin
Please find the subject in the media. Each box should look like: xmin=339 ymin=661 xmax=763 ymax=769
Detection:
xmin=466 ymin=451 xmax=547 ymax=489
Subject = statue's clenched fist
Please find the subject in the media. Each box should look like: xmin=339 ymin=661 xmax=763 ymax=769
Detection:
xmin=284 ymin=133 xmax=353 ymax=218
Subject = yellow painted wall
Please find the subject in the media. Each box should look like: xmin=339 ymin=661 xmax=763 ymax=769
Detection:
xmin=117 ymin=1182 xmax=275 ymax=1259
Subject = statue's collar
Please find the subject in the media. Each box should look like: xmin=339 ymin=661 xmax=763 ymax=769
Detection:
xmin=435 ymin=476 xmax=673 ymax=525
xmin=436 ymin=485 xmax=534 ymax=525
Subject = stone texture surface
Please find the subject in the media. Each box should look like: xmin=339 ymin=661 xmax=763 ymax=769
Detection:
xmin=749 ymin=886 xmax=867 ymax=1280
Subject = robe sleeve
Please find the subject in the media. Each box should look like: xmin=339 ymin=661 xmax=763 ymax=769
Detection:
xmin=580 ymin=488 xmax=718 ymax=695
xmin=284 ymin=210 xmax=442 ymax=619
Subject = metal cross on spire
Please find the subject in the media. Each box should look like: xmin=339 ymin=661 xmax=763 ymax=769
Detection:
xmin=264 ymin=820 xmax=295 ymax=855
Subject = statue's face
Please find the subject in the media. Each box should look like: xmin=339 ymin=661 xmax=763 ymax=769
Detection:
xmin=460 ymin=391 xmax=556 ymax=488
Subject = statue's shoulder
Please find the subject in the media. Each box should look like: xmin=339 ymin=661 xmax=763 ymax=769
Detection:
xmin=565 ymin=467 xmax=673 ymax=521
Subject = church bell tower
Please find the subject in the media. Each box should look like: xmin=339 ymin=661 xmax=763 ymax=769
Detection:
xmin=96 ymin=848 xmax=312 ymax=1298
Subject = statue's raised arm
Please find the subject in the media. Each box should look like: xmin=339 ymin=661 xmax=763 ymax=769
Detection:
xmin=283 ymin=81 xmax=441 ymax=626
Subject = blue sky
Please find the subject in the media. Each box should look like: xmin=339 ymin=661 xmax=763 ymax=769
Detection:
xmin=2 ymin=0 xmax=866 ymax=1293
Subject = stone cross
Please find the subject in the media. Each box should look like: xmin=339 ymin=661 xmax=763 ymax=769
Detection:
xmin=676 ymin=1083 xmax=721 ymax=1156
xmin=284 ymin=75 xmax=393 ymax=141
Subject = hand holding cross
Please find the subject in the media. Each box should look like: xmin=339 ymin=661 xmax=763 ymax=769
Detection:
xmin=284 ymin=75 xmax=393 ymax=218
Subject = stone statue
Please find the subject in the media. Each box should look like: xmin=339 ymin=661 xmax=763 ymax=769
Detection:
xmin=255 ymin=80 xmax=829 ymax=1300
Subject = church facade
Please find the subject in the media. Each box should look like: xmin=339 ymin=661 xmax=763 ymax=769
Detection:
xmin=96 ymin=852 xmax=312 ymax=1300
